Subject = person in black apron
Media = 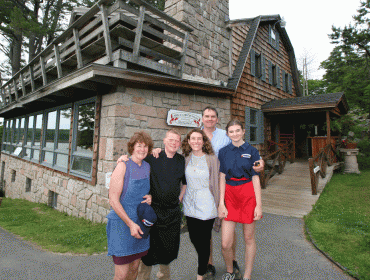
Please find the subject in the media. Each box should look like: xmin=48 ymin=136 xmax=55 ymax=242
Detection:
xmin=107 ymin=131 xmax=153 ymax=280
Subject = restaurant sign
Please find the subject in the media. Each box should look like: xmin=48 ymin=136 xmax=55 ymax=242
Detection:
xmin=167 ymin=109 xmax=202 ymax=128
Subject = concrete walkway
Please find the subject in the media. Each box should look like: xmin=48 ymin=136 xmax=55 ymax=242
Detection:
xmin=0 ymin=213 xmax=352 ymax=280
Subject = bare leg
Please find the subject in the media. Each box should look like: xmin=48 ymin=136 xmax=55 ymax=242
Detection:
xmin=157 ymin=264 xmax=171 ymax=280
xmin=113 ymin=259 xmax=140 ymax=280
xmin=242 ymin=222 xmax=256 ymax=279
xmin=221 ymin=220 xmax=237 ymax=274
xmin=232 ymin=232 xmax=237 ymax=261
xmin=137 ymin=260 xmax=152 ymax=280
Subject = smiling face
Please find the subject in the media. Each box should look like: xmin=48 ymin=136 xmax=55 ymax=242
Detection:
xmin=188 ymin=132 xmax=204 ymax=152
xmin=202 ymin=109 xmax=218 ymax=130
xmin=131 ymin=142 xmax=149 ymax=162
xmin=163 ymin=132 xmax=181 ymax=155
xmin=227 ymin=124 xmax=245 ymax=144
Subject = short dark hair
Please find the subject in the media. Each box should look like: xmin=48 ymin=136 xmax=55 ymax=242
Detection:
xmin=127 ymin=131 xmax=154 ymax=155
xmin=202 ymin=106 xmax=218 ymax=118
xmin=226 ymin=119 xmax=244 ymax=134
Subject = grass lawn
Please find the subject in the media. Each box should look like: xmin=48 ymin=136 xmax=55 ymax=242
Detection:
xmin=304 ymin=170 xmax=370 ymax=280
xmin=0 ymin=198 xmax=107 ymax=255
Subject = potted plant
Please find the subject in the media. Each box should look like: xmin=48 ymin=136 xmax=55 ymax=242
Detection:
xmin=341 ymin=131 xmax=358 ymax=149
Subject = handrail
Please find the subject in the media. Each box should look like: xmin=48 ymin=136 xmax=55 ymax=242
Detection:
xmin=260 ymin=139 xmax=295 ymax=188
xmin=308 ymin=142 xmax=338 ymax=195
xmin=0 ymin=0 xmax=193 ymax=108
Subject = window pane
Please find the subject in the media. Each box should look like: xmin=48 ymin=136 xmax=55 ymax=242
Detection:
xmin=2 ymin=120 xmax=7 ymax=145
xmin=20 ymin=118 xmax=25 ymax=143
xmin=8 ymin=119 xmax=13 ymax=143
xmin=27 ymin=116 xmax=34 ymax=146
xmin=14 ymin=118 xmax=20 ymax=144
xmin=250 ymin=110 xmax=257 ymax=125
xmin=58 ymin=108 xmax=71 ymax=151
xmin=56 ymin=154 xmax=68 ymax=169
xmin=44 ymin=151 xmax=53 ymax=165
xmin=33 ymin=149 xmax=40 ymax=160
xmin=32 ymin=114 xmax=43 ymax=161
xmin=71 ymin=156 xmax=92 ymax=174
xmin=76 ymin=102 xmax=95 ymax=157
xmin=250 ymin=127 xmax=257 ymax=142
xmin=45 ymin=111 xmax=56 ymax=149
xmin=25 ymin=148 xmax=31 ymax=158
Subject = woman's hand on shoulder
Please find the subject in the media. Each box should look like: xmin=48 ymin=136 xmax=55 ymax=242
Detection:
xmin=152 ymin=148 xmax=162 ymax=158
xmin=117 ymin=154 xmax=129 ymax=164
xmin=128 ymin=221 xmax=143 ymax=239
xmin=253 ymin=205 xmax=263 ymax=221
xmin=218 ymin=203 xmax=228 ymax=219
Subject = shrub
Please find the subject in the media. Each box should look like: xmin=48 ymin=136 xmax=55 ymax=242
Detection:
xmin=358 ymin=138 xmax=370 ymax=170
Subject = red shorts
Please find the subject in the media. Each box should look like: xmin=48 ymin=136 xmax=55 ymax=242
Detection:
xmin=112 ymin=250 xmax=148 ymax=265
xmin=224 ymin=180 xmax=256 ymax=224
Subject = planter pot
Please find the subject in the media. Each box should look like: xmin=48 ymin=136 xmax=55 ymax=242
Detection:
xmin=0 ymin=197 xmax=2 ymax=207
xmin=346 ymin=143 xmax=357 ymax=149
xmin=339 ymin=148 xmax=360 ymax=174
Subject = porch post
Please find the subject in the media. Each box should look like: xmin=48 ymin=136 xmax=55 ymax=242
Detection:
xmin=326 ymin=111 xmax=331 ymax=145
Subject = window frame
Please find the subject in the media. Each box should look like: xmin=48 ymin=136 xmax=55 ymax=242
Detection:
xmin=269 ymin=25 xmax=280 ymax=51
xmin=1 ymin=97 xmax=97 ymax=181
xmin=245 ymin=107 xmax=264 ymax=145
xmin=250 ymin=49 xmax=266 ymax=81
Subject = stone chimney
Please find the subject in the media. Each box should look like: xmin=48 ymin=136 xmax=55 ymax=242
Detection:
xmin=165 ymin=0 xmax=230 ymax=85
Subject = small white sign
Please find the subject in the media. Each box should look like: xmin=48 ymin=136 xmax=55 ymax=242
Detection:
xmin=13 ymin=147 xmax=22 ymax=156
xmin=105 ymin=172 xmax=112 ymax=189
xmin=167 ymin=109 xmax=202 ymax=128
xmin=314 ymin=166 xmax=320 ymax=173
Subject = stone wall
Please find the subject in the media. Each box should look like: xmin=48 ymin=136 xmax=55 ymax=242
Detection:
xmin=2 ymin=87 xmax=231 ymax=223
xmin=165 ymin=0 xmax=230 ymax=85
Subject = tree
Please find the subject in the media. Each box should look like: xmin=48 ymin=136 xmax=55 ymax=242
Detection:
xmin=321 ymin=0 xmax=370 ymax=116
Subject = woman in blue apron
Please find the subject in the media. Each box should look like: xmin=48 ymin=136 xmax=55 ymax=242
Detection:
xmin=107 ymin=131 xmax=153 ymax=280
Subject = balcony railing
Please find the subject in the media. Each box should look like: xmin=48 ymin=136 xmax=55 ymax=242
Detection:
xmin=0 ymin=0 xmax=192 ymax=109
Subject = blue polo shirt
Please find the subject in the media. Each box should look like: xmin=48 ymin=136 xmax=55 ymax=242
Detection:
xmin=218 ymin=142 xmax=260 ymax=186
xmin=202 ymin=127 xmax=231 ymax=157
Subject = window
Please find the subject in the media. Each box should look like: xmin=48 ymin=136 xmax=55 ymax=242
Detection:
xmin=269 ymin=25 xmax=280 ymax=51
xmin=245 ymin=107 xmax=264 ymax=145
xmin=250 ymin=49 xmax=266 ymax=81
xmin=25 ymin=177 xmax=32 ymax=192
xmin=268 ymin=61 xmax=280 ymax=88
xmin=282 ymin=70 xmax=293 ymax=94
xmin=1 ymin=97 xmax=96 ymax=180
xmin=11 ymin=170 xmax=16 ymax=182
xmin=70 ymin=99 xmax=96 ymax=178
xmin=48 ymin=190 xmax=58 ymax=209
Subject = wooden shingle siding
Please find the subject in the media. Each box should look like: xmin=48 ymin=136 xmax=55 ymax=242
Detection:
xmin=230 ymin=22 xmax=298 ymax=155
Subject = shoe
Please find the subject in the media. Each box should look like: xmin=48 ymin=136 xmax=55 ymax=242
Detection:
xmin=233 ymin=260 xmax=242 ymax=280
xmin=222 ymin=272 xmax=235 ymax=280
xmin=204 ymin=264 xmax=216 ymax=279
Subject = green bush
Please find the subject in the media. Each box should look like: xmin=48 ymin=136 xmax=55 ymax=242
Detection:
xmin=358 ymin=138 xmax=370 ymax=170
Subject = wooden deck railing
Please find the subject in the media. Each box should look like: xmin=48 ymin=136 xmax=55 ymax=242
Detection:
xmin=308 ymin=142 xmax=338 ymax=195
xmin=260 ymin=140 xmax=295 ymax=189
xmin=0 ymin=0 xmax=192 ymax=108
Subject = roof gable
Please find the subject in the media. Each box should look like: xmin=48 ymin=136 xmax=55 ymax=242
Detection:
xmin=226 ymin=15 xmax=301 ymax=96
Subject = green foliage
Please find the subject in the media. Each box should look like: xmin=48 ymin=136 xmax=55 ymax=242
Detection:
xmin=305 ymin=171 xmax=370 ymax=279
xmin=358 ymin=138 xmax=370 ymax=169
xmin=321 ymin=0 xmax=370 ymax=115
xmin=0 ymin=198 xmax=107 ymax=254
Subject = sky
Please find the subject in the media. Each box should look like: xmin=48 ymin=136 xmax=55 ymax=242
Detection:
xmin=229 ymin=0 xmax=361 ymax=79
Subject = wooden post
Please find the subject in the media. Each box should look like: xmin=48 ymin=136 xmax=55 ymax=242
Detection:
xmin=309 ymin=158 xmax=318 ymax=195
xmin=13 ymin=79 xmax=19 ymax=101
xmin=29 ymin=65 xmax=35 ymax=92
xmin=20 ymin=73 xmax=26 ymax=96
xmin=7 ymin=84 xmax=12 ymax=102
xmin=73 ymin=28 xmax=84 ymax=69
xmin=133 ymin=6 xmax=145 ymax=61
xmin=326 ymin=111 xmax=331 ymax=145
xmin=100 ymin=4 xmax=113 ymax=63
xmin=178 ymin=31 xmax=189 ymax=77
xmin=40 ymin=56 xmax=47 ymax=85
xmin=54 ymin=44 xmax=63 ymax=78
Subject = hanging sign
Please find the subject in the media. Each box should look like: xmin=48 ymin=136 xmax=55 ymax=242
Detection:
xmin=166 ymin=110 xmax=202 ymax=128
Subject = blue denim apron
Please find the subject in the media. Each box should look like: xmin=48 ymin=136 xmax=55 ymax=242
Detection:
xmin=106 ymin=160 xmax=150 ymax=257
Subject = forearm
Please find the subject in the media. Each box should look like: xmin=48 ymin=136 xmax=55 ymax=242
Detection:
xmin=219 ymin=173 xmax=226 ymax=206
xmin=252 ymin=175 xmax=262 ymax=207
xmin=110 ymin=200 xmax=134 ymax=227
xmin=179 ymin=184 xmax=187 ymax=202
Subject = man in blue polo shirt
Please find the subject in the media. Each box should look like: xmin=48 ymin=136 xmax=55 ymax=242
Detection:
xmin=201 ymin=107 xmax=264 ymax=280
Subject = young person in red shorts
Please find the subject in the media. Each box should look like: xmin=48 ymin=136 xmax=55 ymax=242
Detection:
xmin=218 ymin=120 xmax=263 ymax=280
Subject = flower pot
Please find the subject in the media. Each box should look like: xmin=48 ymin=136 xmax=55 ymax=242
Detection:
xmin=346 ymin=143 xmax=357 ymax=149
xmin=0 ymin=197 xmax=2 ymax=207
